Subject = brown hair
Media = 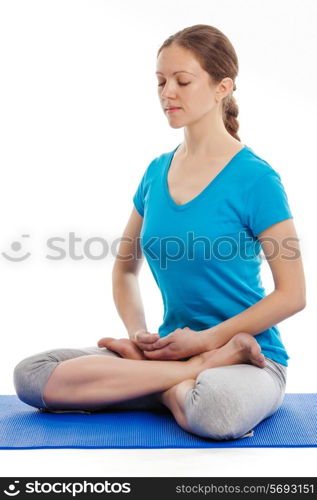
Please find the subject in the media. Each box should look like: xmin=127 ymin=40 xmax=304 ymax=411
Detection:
xmin=157 ymin=24 xmax=241 ymax=142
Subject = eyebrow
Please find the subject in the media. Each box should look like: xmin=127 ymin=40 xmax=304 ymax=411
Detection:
xmin=155 ymin=71 xmax=196 ymax=76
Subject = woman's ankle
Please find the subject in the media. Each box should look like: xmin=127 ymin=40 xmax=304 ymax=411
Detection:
xmin=185 ymin=353 xmax=204 ymax=377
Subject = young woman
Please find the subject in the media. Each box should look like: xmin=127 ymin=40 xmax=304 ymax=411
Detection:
xmin=13 ymin=25 xmax=306 ymax=441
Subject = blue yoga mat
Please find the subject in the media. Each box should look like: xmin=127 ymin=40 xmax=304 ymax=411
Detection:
xmin=0 ymin=394 xmax=316 ymax=449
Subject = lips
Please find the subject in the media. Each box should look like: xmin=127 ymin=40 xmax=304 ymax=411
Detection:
xmin=165 ymin=106 xmax=181 ymax=110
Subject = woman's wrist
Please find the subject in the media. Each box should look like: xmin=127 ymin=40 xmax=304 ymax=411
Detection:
xmin=197 ymin=327 xmax=219 ymax=352
xmin=129 ymin=328 xmax=148 ymax=342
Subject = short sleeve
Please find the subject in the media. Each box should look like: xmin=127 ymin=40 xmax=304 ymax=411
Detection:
xmin=133 ymin=157 xmax=159 ymax=217
xmin=132 ymin=158 xmax=157 ymax=217
xmin=133 ymin=171 xmax=146 ymax=217
xmin=244 ymin=170 xmax=293 ymax=238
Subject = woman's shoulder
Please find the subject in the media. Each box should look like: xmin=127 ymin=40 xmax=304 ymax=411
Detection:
xmin=240 ymin=145 xmax=282 ymax=184
xmin=141 ymin=146 xmax=176 ymax=180
xmin=150 ymin=146 xmax=177 ymax=165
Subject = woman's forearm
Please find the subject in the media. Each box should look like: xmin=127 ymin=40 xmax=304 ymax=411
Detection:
xmin=199 ymin=290 xmax=305 ymax=352
xmin=112 ymin=270 xmax=148 ymax=341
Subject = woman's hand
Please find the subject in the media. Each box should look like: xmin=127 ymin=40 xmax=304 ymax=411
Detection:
xmin=97 ymin=327 xmax=207 ymax=361
xmin=133 ymin=329 xmax=160 ymax=352
xmin=97 ymin=329 xmax=160 ymax=361
xmin=140 ymin=327 xmax=205 ymax=360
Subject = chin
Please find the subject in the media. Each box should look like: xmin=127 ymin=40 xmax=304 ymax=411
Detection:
xmin=167 ymin=120 xmax=185 ymax=130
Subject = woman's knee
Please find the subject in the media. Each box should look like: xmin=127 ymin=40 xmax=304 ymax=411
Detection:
xmin=13 ymin=348 xmax=71 ymax=409
xmin=13 ymin=353 xmax=44 ymax=408
xmin=183 ymin=369 xmax=253 ymax=441
xmin=13 ymin=346 xmax=118 ymax=410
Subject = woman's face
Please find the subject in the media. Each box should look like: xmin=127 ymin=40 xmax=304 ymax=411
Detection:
xmin=156 ymin=44 xmax=231 ymax=129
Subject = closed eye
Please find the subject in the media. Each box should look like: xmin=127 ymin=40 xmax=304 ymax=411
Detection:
xmin=157 ymin=82 xmax=190 ymax=87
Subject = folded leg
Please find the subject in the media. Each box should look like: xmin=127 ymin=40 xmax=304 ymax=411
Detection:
xmin=13 ymin=346 xmax=165 ymax=413
xmin=183 ymin=357 xmax=287 ymax=440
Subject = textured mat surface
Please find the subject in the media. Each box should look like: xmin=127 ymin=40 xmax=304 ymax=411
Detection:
xmin=0 ymin=394 xmax=316 ymax=449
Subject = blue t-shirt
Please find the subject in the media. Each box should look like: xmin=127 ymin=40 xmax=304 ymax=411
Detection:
xmin=133 ymin=144 xmax=293 ymax=366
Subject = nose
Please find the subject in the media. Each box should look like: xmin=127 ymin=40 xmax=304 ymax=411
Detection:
xmin=160 ymin=81 xmax=177 ymax=100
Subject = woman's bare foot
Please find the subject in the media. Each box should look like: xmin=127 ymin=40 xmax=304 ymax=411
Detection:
xmin=97 ymin=337 xmax=147 ymax=360
xmin=188 ymin=332 xmax=266 ymax=373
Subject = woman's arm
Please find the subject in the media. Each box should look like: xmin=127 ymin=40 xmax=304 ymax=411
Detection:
xmin=111 ymin=207 xmax=148 ymax=341
xmin=112 ymin=270 xmax=148 ymax=341
xmin=199 ymin=218 xmax=306 ymax=351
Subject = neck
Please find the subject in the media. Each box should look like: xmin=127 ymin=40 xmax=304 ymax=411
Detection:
xmin=180 ymin=109 xmax=239 ymax=158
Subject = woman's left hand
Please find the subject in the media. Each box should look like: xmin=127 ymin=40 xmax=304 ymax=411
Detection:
xmin=142 ymin=326 xmax=205 ymax=360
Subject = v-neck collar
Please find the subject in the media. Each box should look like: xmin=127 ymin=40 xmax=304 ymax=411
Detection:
xmin=163 ymin=143 xmax=248 ymax=211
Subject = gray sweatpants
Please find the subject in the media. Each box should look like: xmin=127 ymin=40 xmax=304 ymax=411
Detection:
xmin=13 ymin=346 xmax=287 ymax=441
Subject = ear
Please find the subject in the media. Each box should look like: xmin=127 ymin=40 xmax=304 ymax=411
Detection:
xmin=216 ymin=77 xmax=234 ymax=101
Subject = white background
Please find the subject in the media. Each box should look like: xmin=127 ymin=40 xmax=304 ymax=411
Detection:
xmin=0 ymin=0 xmax=316 ymax=477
